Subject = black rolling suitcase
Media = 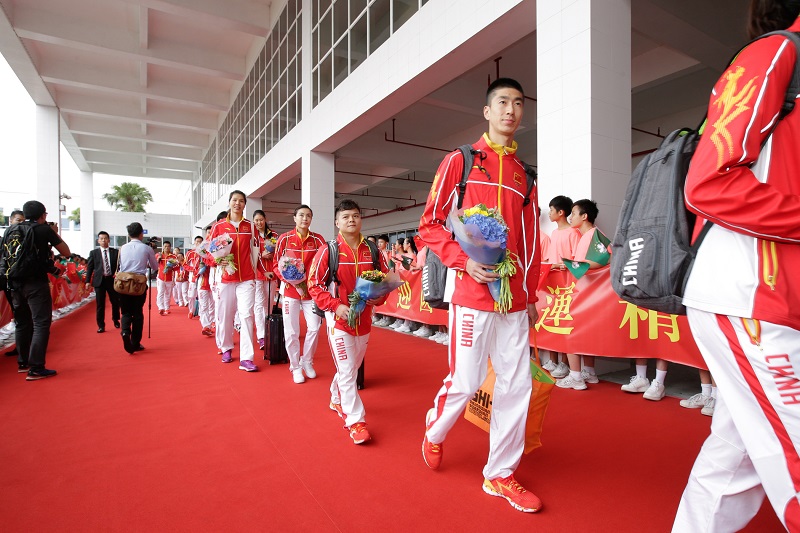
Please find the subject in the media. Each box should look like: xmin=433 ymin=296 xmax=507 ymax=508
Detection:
xmin=264 ymin=313 xmax=289 ymax=364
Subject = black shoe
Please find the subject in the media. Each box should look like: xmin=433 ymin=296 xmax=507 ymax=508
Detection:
xmin=17 ymin=364 xmax=29 ymax=373
xmin=133 ymin=344 xmax=145 ymax=352
xmin=26 ymin=368 xmax=57 ymax=381
xmin=121 ymin=332 xmax=135 ymax=354
xmin=5 ymin=347 xmax=18 ymax=356
xmin=97 ymin=327 xmax=105 ymax=333
xmin=114 ymin=320 xmax=120 ymax=329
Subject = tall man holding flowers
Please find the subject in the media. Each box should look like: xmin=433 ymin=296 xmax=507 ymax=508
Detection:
xmin=308 ymin=199 xmax=392 ymax=445
xmin=155 ymin=241 xmax=177 ymax=315
xmin=418 ymin=77 xmax=542 ymax=513
xmin=273 ymin=204 xmax=326 ymax=384
xmin=208 ymin=190 xmax=259 ymax=372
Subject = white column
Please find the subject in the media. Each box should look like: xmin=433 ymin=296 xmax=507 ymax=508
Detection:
xmin=36 ymin=105 xmax=61 ymax=229
xmin=301 ymin=0 xmax=312 ymax=120
xmin=247 ymin=196 xmax=264 ymax=220
xmin=80 ymin=171 xmax=95 ymax=256
xmin=536 ymin=0 xmax=631 ymax=233
xmin=301 ymin=151 xmax=335 ymax=240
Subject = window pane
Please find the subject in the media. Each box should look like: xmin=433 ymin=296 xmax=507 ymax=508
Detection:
xmin=369 ymin=0 xmax=391 ymax=54
xmin=350 ymin=13 xmax=367 ymax=73
xmin=319 ymin=51 xmax=333 ymax=103
xmin=333 ymin=0 xmax=348 ymax=43
xmin=351 ymin=0 xmax=368 ymax=18
xmin=333 ymin=38 xmax=348 ymax=88
xmin=393 ymin=0 xmax=417 ymax=33
xmin=320 ymin=7 xmax=333 ymax=60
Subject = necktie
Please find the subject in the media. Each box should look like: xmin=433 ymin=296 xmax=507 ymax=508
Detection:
xmin=103 ymin=249 xmax=111 ymax=276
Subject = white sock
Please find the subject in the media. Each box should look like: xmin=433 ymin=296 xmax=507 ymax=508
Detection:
xmin=711 ymin=386 xmax=718 ymax=398
xmin=655 ymin=369 xmax=667 ymax=384
xmin=583 ymin=365 xmax=596 ymax=376
xmin=701 ymin=383 xmax=712 ymax=397
xmin=636 ymin=364 xmax=647 ymax=379
xmin=570 ymin=370 xmax=582 ymax=381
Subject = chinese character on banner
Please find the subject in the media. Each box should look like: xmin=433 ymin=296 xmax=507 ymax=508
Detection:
xmin=535 ymin=282 xmax=576 ymax=335
xmin=396 ymin=281 xmax=412 ymax=310
xmin=617 ymin=301 xmax=681 ymax=342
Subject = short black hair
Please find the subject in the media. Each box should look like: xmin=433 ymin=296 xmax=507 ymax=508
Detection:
xmin=486 ymin=77 xmax=524 ymax=105
xmin=127 ymin=222 xmax=144 ymax=238
xmin=216 ymin=211 xmax=228 ymax=221
xmin=294 ymin=204 xmax=313 ymax=216
xmin=194 ymin=235 xmax=203 ymax=242
xmin=10 ymin=210 xmax=23 ymax=219
xmin=549 ymin=195 xmax=573 ymax=217
xmin=228 ymin=190 xmax=246 ymax=202
xmin=572 ymin=199 xmax=599 ymax=224
xmin=253 ymin=209 xmax=266 ymax=219
xmin=748 ymin=0 xmax=800 ymax=39
xmin=335 ymin=199 xmax=361 ymax=217
xmin=22 ymin=200 xmax=46 ymax=221
xmin=378 ymin=234 xmax=389 ymax=243
xmin=97 ymin=231 xmax=109 ymax=238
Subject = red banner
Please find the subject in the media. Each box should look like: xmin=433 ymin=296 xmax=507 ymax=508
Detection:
xmin=0 ymin=275 xmax=92 ymax=330
xmin=377 ymin=267 xmax=705 ymax=369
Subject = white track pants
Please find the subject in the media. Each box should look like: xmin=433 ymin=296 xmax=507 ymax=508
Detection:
xmin=187 ymin=279 xmax=197 ymax=299
xmin=326 ymin=313 xmax=369 ymax=427
xmin=198 ymin=288 xmax=214 ymax=328
xmin=673 ymin=308 xmax=800 ymax=532
xmin=425 ymin=304 xmax=532 ymax=480
xmin=215 ymin=280 xmax=255 ymax=362
xmin=156 ymin=279 xmax=174 ymax=311
xmin=281 ymin=296 xmax=322 ymax=372
xmin=172 ymin=281 xmax=188 ymax=306
xmin=254 ymin=279 xmax=278 ymax=340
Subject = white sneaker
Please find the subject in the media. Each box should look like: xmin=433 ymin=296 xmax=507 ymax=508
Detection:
xmin=551 ymin=362 xmax=570 ymax=379
xmin=414 ymin=325 xmax=433 ymax=338
xmin=621 ymin=375 xmax=650 ymax=393
xmin=292 ymin=368 xmax=305 ymax=384
xmin=643 ymin=380 xmax=665 ymax=401
xmin=301 ymin=361 xmax=317 ymax=379
xmin=701 ymin=397 xmax=715 ymax=416
xmin=441 ymin=336 xmax=449 ymax=346
xmin=680 ymin=393 xmax=709 ymax=409
xmin=376 ymin=317 xmax=390 ymax=327
xmin=397 ymin=323 xmax=411 ymax=333
xmin=542 ymin=360 xmax=557 ymax=372
xmin=431 ymin=332 xmax=445 ymax=342
xmin=390 ymin=320 xmax=403 ymax=329
xmin=581 ymin=369 xmax=599 ymax=384
xmin=556 ymin=375 xmax=587 ymax=390
xmin=372 ymin=314 xmax=380 ymax=324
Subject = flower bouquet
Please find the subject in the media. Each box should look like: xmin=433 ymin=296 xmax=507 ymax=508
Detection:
xmin=163 ymin=257 xmax=179 ymax=275
xmin=346 ymin=270 xmax=404 ymax=327
xmin=449 ymin=204 xmax=517 ymax=313
xmin=264 ymin=235 xmax=277 ymax=254
xmin=201 ymin=233 xmax=236 ymax=276
xmin=277 ymin=255 xmax=307 ymax=297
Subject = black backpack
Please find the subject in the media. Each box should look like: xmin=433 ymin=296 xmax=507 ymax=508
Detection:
xmin=312 ymin=238 xmax=381 ymax=317
xmin=610 ymin=31 xmax=800 ymax=315
xmin=0 ymin=222 xmax=41 ymax=290
xmin=422 ymin=144 xmax=537 ymax=310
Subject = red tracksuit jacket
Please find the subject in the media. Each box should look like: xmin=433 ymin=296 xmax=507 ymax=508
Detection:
xmin=419 ymin=133 xmax=540 ymax=313
xmin=683 ymin=23 xmax=800 ymax=330
xmin=273 ymin=229 xmax=325 ymax=300
xmin=209 ymin=217 xmax=257 ymax=283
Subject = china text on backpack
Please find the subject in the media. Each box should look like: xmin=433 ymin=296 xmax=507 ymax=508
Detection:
xmin=422 ymin=144 xmax=537 ymax=310
xmin=0 ymin=222 xmax=41 ymax=290
xmin=610 ymin=31 xmax=800 ymax=315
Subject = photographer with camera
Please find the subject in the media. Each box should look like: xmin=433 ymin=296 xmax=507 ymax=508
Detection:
xmin=1 ymin=201 xmax=70 ymax=380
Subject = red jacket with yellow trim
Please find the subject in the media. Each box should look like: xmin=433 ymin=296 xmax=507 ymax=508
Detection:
xmin=156 ymin=252 xmax=177 ymax=282
xmin=273 ymin=229 xmax=325 ymax=300
xmin=308 ymin=233 xmax=390 ymax=337
xmin=255 ymin=229 xmax=278 ymax=282
xmin=209 ymin=217 xmax=257 ymax=283
xmin=683 ymin=23 xmax=800 ymax=330
xmin=419 ymin=133 xmax=540 ymax=313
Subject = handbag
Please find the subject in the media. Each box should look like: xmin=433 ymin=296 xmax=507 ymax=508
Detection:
xmin=464 ymin=334 xmax=555 ymax=454
xmin=113 ymin=249 xmax=148 ymax=296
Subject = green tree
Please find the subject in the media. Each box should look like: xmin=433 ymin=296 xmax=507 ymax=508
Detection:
xmin=68 ymin=207 xmax=81 ymax=225
xmin=102 ymin=182 xmax=153 ymax=212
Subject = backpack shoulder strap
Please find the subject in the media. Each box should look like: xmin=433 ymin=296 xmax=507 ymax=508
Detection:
xmin=364 ymin=239 xmax=381 ymax=270
xmin=761 ymin=31 xmax=800 ymax=118
xmin=456 ymin=144 xmax=475 ymax=210
xmin=521 ymin=161 xmax=537 ymax=207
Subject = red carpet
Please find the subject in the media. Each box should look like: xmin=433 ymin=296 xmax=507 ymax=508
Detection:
xmin=0 ymin=292 xmax=783 ymax=532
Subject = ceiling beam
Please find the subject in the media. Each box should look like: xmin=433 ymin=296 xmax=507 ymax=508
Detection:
xmin=89 ymin=163 xmax=195 ymax=180
xmin=83 ymin=151 xmax=200 ymax=172
xmin=121 ymin=0 xmax=271 ymax=37
xmin=65 ymin=115 xmax=210 ymax=148
xmin=75 ymin=136 xmax=204 ymax=161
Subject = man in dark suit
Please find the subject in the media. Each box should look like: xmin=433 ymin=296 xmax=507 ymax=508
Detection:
xmin=84 ymin=231 xmax=120 ymax=333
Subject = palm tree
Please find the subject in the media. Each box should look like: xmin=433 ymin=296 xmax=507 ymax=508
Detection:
xmin=102 ymin=182 xmax=153 ymax=212
xmin=68 ymin=207 xmax=80 ymax=225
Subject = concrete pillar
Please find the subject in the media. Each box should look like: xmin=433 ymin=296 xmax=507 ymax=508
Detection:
xmin=36 ymin=105 xmax=61 ymax=229
xmin=301 ymin=151 xmax=335 ymax=240
xmin=80 ymin=171 xmax=95 ymax=256
xmin=301 ymin=0 xmax=312 ymax=120
xmin=536 ymin=0 xmax=631 ymax=234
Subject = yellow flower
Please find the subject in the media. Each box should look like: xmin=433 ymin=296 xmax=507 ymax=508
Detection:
xmin=464 ymin=205 xmax=489 ymax=217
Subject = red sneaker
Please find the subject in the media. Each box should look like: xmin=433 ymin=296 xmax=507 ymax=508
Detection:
xmin=188 ymin=310 xmax=193 ymax=319
xmin=329 ymin=402 xmax=344 ymax=418
xmin=422 ymin=408 xmax=443 ymax=470
xmin=348 ymin=422 xmax=370 ymax=444
xmin=482 ymin=475 xmax=542 ymax=513
xmin=201 ymin=327 xmax=213 ymax=337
